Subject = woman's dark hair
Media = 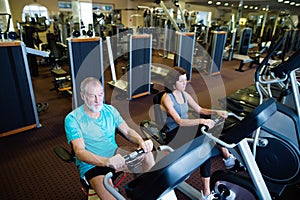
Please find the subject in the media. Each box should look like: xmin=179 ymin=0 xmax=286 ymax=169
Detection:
xmin=164 ymin=67 xmax=187 ymax=93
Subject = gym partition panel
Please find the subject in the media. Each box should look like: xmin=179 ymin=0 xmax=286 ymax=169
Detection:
xmin=206 ymin=31 xmax=227 ymax=76
xmin=0 ymin=41 xmax=40 ymax=137
xmin=128 ymin=34 xmax=152 ymax=100
xmin=238 ymin=28 xmax=252 ymax=55
xmin=174 ymin=32 xmax=195 ymax=81
xmin=68 ymin=37 xmax=104 ymax=109
xmin=227 ymin=28 xmax=237 ymax=61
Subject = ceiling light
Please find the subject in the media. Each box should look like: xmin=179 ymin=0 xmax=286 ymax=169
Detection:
xmin=290 ymin=2 xmax=295 ymax=5
xmin=137 ymin=6 xmax=150 ymax=9
xmin=208 ymin=1 xmax=213 ymax=5
xmin=284 ymin=1 xmax=290 ymax=3
xmin=216 ymin=1 xmax=221 ymax=6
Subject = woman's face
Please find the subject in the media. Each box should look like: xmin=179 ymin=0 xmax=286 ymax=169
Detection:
xmin=175 ymin=74 xmax=187 ymax=91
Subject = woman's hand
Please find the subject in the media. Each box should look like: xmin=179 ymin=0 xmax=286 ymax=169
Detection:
xmin=201 ymin=119 xmax=215 ymax=129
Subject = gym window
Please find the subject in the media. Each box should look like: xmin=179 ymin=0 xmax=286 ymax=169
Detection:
xmin=22 ymin=4 xmax=50 ymax=24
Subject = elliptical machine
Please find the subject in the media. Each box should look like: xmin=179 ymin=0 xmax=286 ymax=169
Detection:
xmin=211 ymin=46 xmax=300 ymax=199
xmin=209 ymin=99 xmax=300 ymax=199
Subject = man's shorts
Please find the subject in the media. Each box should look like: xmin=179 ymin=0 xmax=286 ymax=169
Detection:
xmin=84 ymin=166 xmax=122 ymax=183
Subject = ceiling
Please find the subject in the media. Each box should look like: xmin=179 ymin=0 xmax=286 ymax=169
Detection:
xmin=137 ymin=0 xmax=300 ymax=15
xmin=186 ymin=0 xmax=300 ymax=13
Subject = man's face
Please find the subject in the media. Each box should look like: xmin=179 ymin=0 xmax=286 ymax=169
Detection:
xmin=83 ymin=82 xmax=104 ymax=113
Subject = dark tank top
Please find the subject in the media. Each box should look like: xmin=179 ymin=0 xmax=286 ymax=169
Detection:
xmin=163 ymin=92 xmax=189 ymax=132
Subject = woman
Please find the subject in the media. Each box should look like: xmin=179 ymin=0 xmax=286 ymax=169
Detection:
xmin=161 ymin=67 xmax=236 ymax=200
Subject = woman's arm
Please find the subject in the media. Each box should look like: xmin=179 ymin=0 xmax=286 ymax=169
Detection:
xmin=186 ymin=92 xmax=228 ymax=118
xmin=162 ymin=93 xmax=215 ymax=128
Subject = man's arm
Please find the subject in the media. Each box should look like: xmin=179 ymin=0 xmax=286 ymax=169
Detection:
xmin=117 ymin=122 xmax=153 ymax=153
xmin=71 ymin=138 xmax=125 ymax=171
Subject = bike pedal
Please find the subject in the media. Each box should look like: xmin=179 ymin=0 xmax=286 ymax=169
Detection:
xmin=229 ymin=160 xmax=247 ymax=172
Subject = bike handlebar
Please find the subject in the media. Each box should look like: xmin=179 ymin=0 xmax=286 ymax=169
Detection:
xmin=123 ymin=148 xmax=145 ymax=162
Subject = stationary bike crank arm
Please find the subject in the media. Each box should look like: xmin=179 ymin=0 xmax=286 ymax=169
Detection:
xmin=228 ymin=112 xmax=244 ymax=121
xmin=123 ymin=148 xmax=145 ymax=162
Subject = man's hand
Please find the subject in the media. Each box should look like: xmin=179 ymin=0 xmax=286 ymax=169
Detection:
xmin=107 ymin=154 xmax=125 ymax=171
xmin=139 ymin=139 xmax=153 ymax=153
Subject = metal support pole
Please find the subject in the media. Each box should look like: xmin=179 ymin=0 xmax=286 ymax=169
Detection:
xmin=160 ymin=1 xmax=181 ymax=32
xmin=260 ymin=5 xmax=269 ymax=39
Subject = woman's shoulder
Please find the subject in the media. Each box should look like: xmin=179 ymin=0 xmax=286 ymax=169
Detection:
xmin=161 ymin=92 xmax=173 ymax=104
xmin=163 ymin=92 xmax=173 ymax=100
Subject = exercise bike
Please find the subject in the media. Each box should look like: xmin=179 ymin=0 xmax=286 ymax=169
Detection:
xmin=54 ymin=145 xmax=149 ymax=200
xmin=104 ymin=98 xmax=279 ymax=200
xmin=140 ymin=91 xmax=299 ymax=199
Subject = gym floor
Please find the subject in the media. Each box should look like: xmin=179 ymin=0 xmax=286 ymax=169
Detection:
xmin=0 ymin=50 xmax=299 ymax=199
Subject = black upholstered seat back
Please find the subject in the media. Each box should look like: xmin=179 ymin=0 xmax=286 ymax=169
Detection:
xmin=47 ymin=33 xmax=62 ymax=59
xmin=153 ymin=91 xmax=167 ymax=130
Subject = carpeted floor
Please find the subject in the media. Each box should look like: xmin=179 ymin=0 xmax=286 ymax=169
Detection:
xmin=0 ymin=49 xmax=299 ymax=200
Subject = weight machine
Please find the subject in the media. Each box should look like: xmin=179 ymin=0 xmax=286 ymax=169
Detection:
xmin=68 ymin=37 xmax=105 ymax=108
xmin=205 ymin=30 xmax=227 ymax=75
xmin=0 ymin=13 xmax=16 ymax=41
xmin=0 ymin=41 xmax=42 ymax=137
xmin=107 ymin=34 xmax=152 ymax=100
xmin=174 ymin=32 xmax=195 ymax=81
xmin=0 ymin=13 xmax=51 ymax=137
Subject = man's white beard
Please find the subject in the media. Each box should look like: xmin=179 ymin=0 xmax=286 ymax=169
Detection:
xmin=84 ymin=97 xmax=102 ymax=113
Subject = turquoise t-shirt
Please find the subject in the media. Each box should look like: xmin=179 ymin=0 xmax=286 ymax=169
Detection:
xmin=64 ymin=104 xmax=124 ymax=178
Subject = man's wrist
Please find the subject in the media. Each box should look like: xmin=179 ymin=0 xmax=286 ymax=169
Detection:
xmin=138 ymin=138 xmax=145 ymax=146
